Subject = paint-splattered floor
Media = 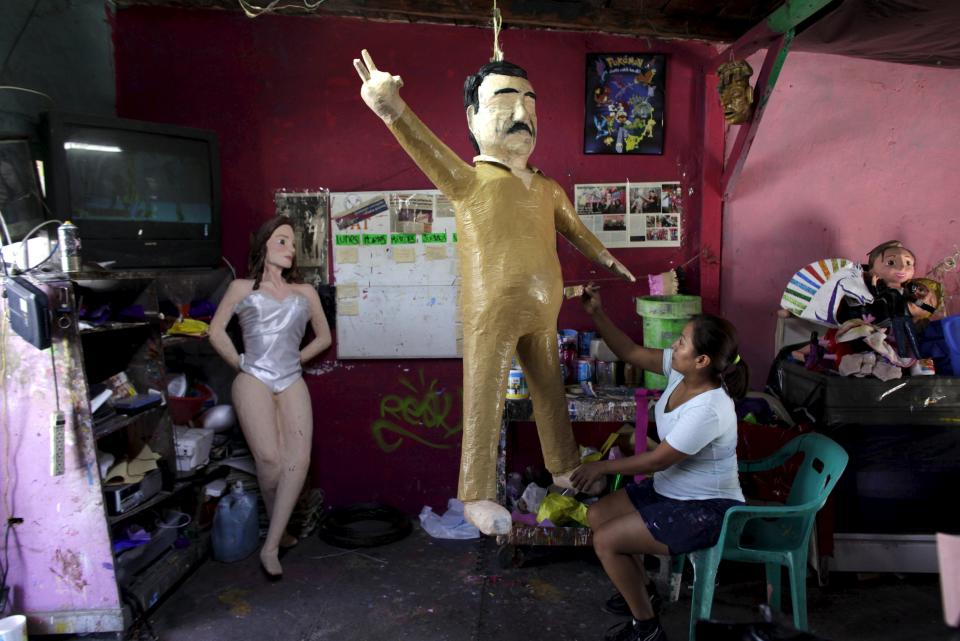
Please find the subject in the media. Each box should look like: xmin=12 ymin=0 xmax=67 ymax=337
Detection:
xmin=71 ymin=526 xmax=957 ymax=641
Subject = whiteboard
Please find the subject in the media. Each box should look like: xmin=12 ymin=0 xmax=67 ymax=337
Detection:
xmin=331 ymin=190 xmax=462 ymax=359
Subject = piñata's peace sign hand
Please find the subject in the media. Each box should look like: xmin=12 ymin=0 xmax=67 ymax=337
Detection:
xmin=353 ymin=49 xmax=406 ymax=124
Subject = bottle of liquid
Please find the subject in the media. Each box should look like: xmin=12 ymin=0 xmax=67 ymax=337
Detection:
xmin=506 ymin=367 xmax=528 ymax=399
xmin=57 ymin=220 xmax=81 ymax=272
xmin=212 ymin=481 xmax=259 ymax=562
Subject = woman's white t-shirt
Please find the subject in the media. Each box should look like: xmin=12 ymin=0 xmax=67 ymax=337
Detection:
xmin=652 ymin=348 xmax=744 ymax=502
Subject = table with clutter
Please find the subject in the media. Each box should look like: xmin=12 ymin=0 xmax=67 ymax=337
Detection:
xmin=495 ymin=384 xmax=653 ymax=567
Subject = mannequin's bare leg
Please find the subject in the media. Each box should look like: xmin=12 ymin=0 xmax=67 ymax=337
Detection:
xmin=261 ymin=378 xmax=313 ymax=575
xmin=271 ymin=401 xmax=300 ymax=549
xmin=458 ymin=324 xmax=517 ymax=535
xmin=232 ymin=373 xmax=283 ymax=573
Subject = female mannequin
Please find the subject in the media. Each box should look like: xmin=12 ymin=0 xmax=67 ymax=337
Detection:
xmin=209 ymin=216 xmax=331 ymax=578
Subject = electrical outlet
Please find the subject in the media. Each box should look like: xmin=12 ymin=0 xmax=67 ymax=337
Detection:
xmin=51 ymin=410 xmax=65 ymax=476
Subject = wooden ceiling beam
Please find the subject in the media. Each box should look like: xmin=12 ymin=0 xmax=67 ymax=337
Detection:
xmin=114 ymin=0 xmax=755 ymax=41
xmin=713 ymin=0 xmax=838 ymax=64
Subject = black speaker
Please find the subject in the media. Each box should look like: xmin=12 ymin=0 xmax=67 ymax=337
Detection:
xmin=4 ymin=276 xmax=51 ymax=350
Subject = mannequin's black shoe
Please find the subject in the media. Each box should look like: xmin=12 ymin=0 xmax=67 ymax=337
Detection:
xmin=260 ymin=564 xmax=283 ymax=582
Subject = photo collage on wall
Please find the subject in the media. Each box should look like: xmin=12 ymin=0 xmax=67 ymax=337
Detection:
xmin=574 ymin=181 xmax=682 ymax=248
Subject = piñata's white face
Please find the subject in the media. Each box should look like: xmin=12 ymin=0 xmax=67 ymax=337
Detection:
xmin=468 ymin=74 xmax=538 ymax=164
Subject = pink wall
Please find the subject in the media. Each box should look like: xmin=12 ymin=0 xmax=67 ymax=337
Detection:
xmin=113 ymin=8 xmax=718 ymax=512
xmin=722 ymin=51 xmax=960 ymax=389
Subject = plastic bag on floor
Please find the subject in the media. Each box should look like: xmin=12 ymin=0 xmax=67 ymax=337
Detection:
xmin=518 ymin=482 xmax=547 ymax=514
xmin=536 ymin=493 xmax=589 ymax=527
xmin=419 ymin=498 xmax=480 ymax=540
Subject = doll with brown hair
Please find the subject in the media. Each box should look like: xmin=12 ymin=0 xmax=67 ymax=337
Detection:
xmin=835 ymin=240 xmax=916 ymax=326
xmin=209 ymin=216 xmax=332 ymax=579
xmin=865 ymin=240 xmax=916 ymax=290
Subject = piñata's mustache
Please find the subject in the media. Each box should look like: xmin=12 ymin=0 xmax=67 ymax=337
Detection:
xmin=507 ymin=122 xmax=534 ymax=136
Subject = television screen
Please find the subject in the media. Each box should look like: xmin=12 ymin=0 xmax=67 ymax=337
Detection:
xmin=0 ymin=139 xmax=45 ymax=243
xmin=63 ymin=126 xmax=212 ymax=233
xmin=44 ymin=112 xmax=221 ymax=268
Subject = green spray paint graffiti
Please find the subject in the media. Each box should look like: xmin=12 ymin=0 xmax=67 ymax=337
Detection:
xmin=372 ymin=371 xmax=462 ymax=452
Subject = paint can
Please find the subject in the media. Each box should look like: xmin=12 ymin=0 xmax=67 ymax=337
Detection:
xmin=506 ymin=368 xmax=529 ymax=399
xmin=596 ymin=360 xmax=616 ymax=386
xmin=559 ymin=329 xmax=578 ymax=348
xmin=576 ymin=357 xmax=595 ymax=382
xmin=57 ymin=220 xmax=81 ymax=272
xmin=578 ymin=331 xmax=596 ymax=356
xmin=558 ymin=330 xmax=578 ymax=383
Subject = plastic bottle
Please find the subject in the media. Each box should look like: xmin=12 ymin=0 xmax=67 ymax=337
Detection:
xmin=212 ymin=481 xmax=259 ymax=562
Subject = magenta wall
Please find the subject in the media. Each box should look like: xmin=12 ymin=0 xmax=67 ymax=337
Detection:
xmin=113 ymin=8 xmax=717 ymax=512
xmin=722 ymin=51 xmax=960 ymax=389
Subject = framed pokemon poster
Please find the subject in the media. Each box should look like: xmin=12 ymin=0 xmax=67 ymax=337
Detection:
xmin=584 ymin=53 xmax=666 ymax=155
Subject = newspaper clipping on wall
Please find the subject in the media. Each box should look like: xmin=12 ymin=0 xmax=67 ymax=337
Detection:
xmin=574 ymin=181 xmax=682 ymax=248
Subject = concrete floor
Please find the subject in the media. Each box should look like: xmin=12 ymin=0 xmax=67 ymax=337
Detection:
xmin=80 ymin=526 xmax=959 ymax=641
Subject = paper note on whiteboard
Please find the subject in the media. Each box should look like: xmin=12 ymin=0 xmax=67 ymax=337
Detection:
xmin=337 ymin=282 xmax=359 ymax=299
xmin=393 ymin=246 xmax=416 ymax=263
xmin=339 ymin=299 xmax=360 ymax=316
xmin=336 ymin=247 xmax=359 ymax=264
xmin=425 ymin=245 xmax=447 ymax=261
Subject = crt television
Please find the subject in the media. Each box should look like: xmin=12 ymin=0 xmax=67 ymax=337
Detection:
xmin=43 ymin=112 xmax=221 ymax=268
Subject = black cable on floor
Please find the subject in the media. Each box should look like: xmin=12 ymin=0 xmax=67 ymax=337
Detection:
xmin=316 ymin=503 xmax=411 ymax=549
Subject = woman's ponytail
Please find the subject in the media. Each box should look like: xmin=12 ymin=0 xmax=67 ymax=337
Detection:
xmin=690 ymin=314 xmax=749 ymax=399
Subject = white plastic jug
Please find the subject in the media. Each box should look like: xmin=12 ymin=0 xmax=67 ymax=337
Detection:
xmin=0 ymin=615 xmax=27 ymax=641
xmin=212 ymin=481 xmax=259 ymax=562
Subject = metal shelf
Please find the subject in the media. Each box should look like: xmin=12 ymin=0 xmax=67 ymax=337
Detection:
xmin=161 ymin=333 xmax=210 ymax=348
xmin=93 ymin=405 xmax=165 ymax=440
xmin=107 ymin=482 xmax=191 ymax=525
xmin=80 ymin=321 xmax=153 ymax=334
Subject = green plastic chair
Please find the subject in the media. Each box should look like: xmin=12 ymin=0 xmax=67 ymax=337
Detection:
xmin=676 ymin=433 xmax=849 ymax=640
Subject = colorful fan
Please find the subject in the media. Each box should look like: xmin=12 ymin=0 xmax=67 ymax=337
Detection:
xmin=780 ymin=258 xmax=854 ymax=317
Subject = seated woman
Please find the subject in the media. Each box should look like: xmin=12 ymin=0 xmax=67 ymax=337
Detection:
xmin=572 ymin=284 xmax=748 ymax=641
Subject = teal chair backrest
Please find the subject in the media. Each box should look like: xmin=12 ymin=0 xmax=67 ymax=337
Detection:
xmin=781 ymin=433 xmax=848 ymax=508
xmin=734 ymin=432 xmax=849 ymax=554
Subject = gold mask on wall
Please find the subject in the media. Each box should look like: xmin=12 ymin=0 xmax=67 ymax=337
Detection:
xmin=717 ymin=60 xmax=754 ymax=124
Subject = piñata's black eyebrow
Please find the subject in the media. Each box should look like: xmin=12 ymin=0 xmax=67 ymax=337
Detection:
xmin=492 ymin=88 xmax=536 ymax=100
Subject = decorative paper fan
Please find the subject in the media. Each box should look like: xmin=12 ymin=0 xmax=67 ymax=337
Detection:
xmin=780 ymin=258 xmax=854 ymax=316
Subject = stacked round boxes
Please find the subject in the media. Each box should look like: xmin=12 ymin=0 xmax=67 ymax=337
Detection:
xmin=636 ymin=295 xmax=701 ymax=389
